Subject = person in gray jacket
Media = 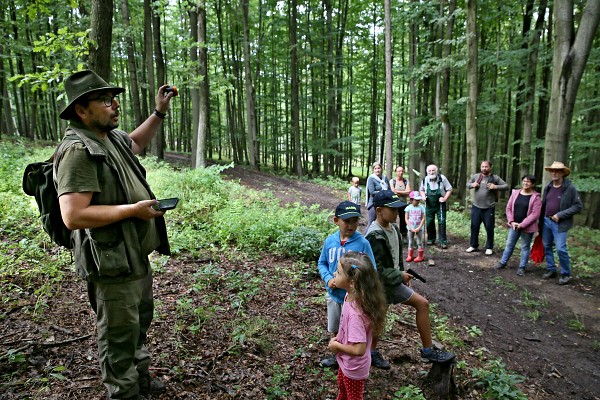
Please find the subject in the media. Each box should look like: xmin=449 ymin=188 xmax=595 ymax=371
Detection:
xmin=466 ymin=160 xmax=508 ymax=255
xmin=541 ymin=162 xmax=583 ymax=285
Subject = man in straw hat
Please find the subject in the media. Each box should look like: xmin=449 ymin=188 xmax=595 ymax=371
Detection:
xmin=541 ymin=161 xmax=582 ymax=285
xmin=55 ymin=70 xmax=175 ymax=399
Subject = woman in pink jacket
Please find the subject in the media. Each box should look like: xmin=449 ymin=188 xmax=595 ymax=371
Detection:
xmin=496 ymin=175 xmax=542 ymax=276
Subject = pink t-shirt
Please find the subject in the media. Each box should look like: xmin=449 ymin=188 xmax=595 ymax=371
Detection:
xmin=335 ymin=295 xmax=372 ymax=380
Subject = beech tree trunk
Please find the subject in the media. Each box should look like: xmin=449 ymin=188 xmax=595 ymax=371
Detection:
xmin=465 ymin=0 xmax=478 ymax=174
xmin=241 ymin=0 xmax=259 ymax=168
xmin=543 ymin=0 xmax=600 ymax=184
xmin=89 ymin=0 xmax=113 ymax=80
xmin=384 ymin=0 xmax=393 ymax=179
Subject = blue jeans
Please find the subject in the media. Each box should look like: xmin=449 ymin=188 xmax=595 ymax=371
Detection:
xmin=500 ymin=228 xmax=533 ymax=268
xmin=470 ymin=206 xmax=495 ymax=250
xmin=542 ymin=216 xmax=571 ymax=276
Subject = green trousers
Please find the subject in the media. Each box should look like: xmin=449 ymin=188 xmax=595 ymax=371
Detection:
xmin=425 ymin=198 xmax=447 ymax=244
xmin=90 ymin=272 xmax=153 ymax=399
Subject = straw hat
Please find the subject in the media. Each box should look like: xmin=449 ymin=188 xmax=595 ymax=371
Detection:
xmin=59 ymin=70 xmax=124 ymax=120
xmin=544 ymin=161 xmax=571 ymax=177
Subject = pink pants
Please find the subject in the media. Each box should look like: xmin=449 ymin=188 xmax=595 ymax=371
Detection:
xmin=337 ymin=368 xmax=365 ymax=400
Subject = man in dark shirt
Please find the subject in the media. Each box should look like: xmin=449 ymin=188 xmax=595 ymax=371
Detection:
xmin=540 ymin=162 xmax=583 ymax=285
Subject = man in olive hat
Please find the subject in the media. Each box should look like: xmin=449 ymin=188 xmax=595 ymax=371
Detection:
xmin=541 ymin=161 xmax=583 ymax=285
xmin=55 ymin=70 xmax=175 ymax=399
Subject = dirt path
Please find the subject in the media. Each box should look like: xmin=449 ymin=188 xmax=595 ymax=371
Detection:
xmin=223 ymin=164 xmax=600 ymax=399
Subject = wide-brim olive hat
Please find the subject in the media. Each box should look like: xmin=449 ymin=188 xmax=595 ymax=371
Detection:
xmin=59 ymin=70 xmax=125 ymax=120
xmin=544 ymin=161 xmax=571 ymax=177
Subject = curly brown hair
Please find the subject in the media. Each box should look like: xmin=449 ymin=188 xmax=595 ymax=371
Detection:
xmin=339 ymin=252 xmax=388 ymax=337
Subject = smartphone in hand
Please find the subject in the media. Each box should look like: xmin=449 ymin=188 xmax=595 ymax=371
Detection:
xmin=153 ymin=197 xmax=179 ymax=211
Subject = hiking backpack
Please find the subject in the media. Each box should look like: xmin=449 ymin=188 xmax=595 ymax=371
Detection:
xmin=22 ymin=137 xmax=80 ymax=249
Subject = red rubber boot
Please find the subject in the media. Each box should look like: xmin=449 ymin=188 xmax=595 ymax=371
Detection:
xmin=405 ymin=248 xmax=414 ymax=262
xmin=414 ymin=248 xmax=425 ymax=263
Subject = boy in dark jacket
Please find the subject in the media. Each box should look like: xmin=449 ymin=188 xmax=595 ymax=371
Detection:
xmin=366 ymin=190 xmax=454 ymax=363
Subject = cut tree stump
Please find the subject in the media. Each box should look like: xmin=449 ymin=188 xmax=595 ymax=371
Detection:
xmin=425 ymin=358 xmax=457 ymax=399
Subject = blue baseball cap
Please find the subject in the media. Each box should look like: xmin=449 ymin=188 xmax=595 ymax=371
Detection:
xmin=335 ymin=201 xmax=362 ymax=220
xmin=373 ymin=190 xmax=407 ymax=208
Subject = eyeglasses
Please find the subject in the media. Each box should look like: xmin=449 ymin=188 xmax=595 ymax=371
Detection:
xmin=89 ymin=95 xmax=119 ymax=107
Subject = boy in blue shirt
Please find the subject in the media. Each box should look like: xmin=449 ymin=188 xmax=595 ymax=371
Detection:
xmin=317 ymin=201 xmax=389 ymax=369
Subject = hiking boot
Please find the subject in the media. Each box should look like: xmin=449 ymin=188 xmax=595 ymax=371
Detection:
xmin=543 ymin=270 xmax=557 ymax=279
xmin=465 ymin=247 xmax=478 ymax=253
xmin=485 ymin=249 xmax=493 ymax=256
xmin=558 ymin=275 xmax=572 ymax=285
xmin=495 ymin=262 xmax=506 ymax=270
xmin=420 ymin=348 xmax=455 ymax=363
xmin=427 ymin=240 xmax=435 ymax=246
xmin=139 ymin=374 xmax=166 ymax=397
xmin=516 ymin=268 xmax=525 ymax=276
xmin=370 ymin=350 xmax=391 ymax=369
xmin=107 ymin=395 xmax=147 ymax=400
xmin=320 ymin=356 xmax=338 ymax=368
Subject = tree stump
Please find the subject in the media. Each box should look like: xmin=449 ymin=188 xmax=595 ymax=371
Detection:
xmin=425 ymin=358 xmax=457 ymax=399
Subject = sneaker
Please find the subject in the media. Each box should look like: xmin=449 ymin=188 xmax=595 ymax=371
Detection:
xmin=495 ymin=262 xmax=506 ymax=270
xmin=320 ymin=356 xmax=338 ymax=368
xmin=466 ymin=247 xmax=478 ymax=253
xmin=370 ymin=350 xmax=391 ymax=369
xmin=485 ymin=249 xmax=493 ymax=256
xmin=139 ymin=374 xmax=166 ymax=396
xmin=440 ymin=243 xmax=448 ymax=249
xmin=420 ymin=348 xmax=455 ymax=363
xmin=516 ymin=268 xmax=525 ymax=276
xmin=558 ymin=275 xmax=572 ymax=285
xmin=543 ymin=270 xmax=557 ymax=279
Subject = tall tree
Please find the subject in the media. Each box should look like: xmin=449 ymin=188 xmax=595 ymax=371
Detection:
xmin=543 ymin=0 xmax=600 ymax=176
xmin=151 ymin=0 xmax=165 ymax=158
xmin=241 ymin=0 xmax=259 ymax=168
xmin=289 ymin=0 xmax=302 ymax=177
xmin=121 ymin=0 xmax=143 ymax=127
xmin=521 ymin=0 xmax=548 ymax=178
xmin=89 ymin=0 xmax=113 ymax=79
xmin=383 ymin=0 xmax=393 ymax=179
xmin=438 ymin=0 xmax=456 ymax=177
xmin=195 ymin=0 xmax=209 ymax=168
xmin=465 ymin=0 xmax=478 ymax=174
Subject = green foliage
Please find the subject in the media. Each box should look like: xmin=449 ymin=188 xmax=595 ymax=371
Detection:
xmin=567 ymin=316 xmax=586 ymax=332
xmin=429 ymin=304 xmax=464 ymax=348
xmin=274 ymin=226 xmax=324 ymax=261
xmin=471 ymin=359 xmax=527 ymax=400
xmin=302 ymin=174 xmax=352 ymax=191
xmin=142 ymin=158 xmax=332 ymax=257
xmin=266 ymin=364 xmax=291 ymax=399
xmin=230 ymin=317 xmax=273 ymax=354
xmin=465 ymin=325 xmax=483 ymax=338
xmin=491 ymin=276 xmax=517 ymax=291
xmin=393 ymin=384 xmax=427 ymax=400
xmin=521 ymin=290 xmax=548 ymax=309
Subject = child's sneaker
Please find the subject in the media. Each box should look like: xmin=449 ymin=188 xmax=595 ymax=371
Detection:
xmin=420 ymin=348 xmax=455 ymax=363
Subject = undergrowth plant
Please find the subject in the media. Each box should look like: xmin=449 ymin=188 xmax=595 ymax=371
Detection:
xmin=393 ymin=384 xmax=427 ymax=399
xmin=471 ymin=359 xmax=527 ymax=399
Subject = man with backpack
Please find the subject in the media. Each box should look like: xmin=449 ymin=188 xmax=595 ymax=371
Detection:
xmin=466 ymin=160 xmax=508 ymax=255
xmin=55 ymin=70 xmax=174 ymax=400
xmin=419 ymin=165 xmax=452 ymax=249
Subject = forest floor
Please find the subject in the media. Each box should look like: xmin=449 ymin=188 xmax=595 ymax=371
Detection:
xmin=1 ymin=161 xmax=599 ymax=400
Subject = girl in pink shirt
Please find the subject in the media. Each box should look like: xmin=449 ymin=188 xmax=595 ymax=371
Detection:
xmin=328 ymin=252 xmax=387 ymax=400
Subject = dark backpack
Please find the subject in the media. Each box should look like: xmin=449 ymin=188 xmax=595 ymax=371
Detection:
xmin=22 ymin=137 xmax=80 ymax=249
